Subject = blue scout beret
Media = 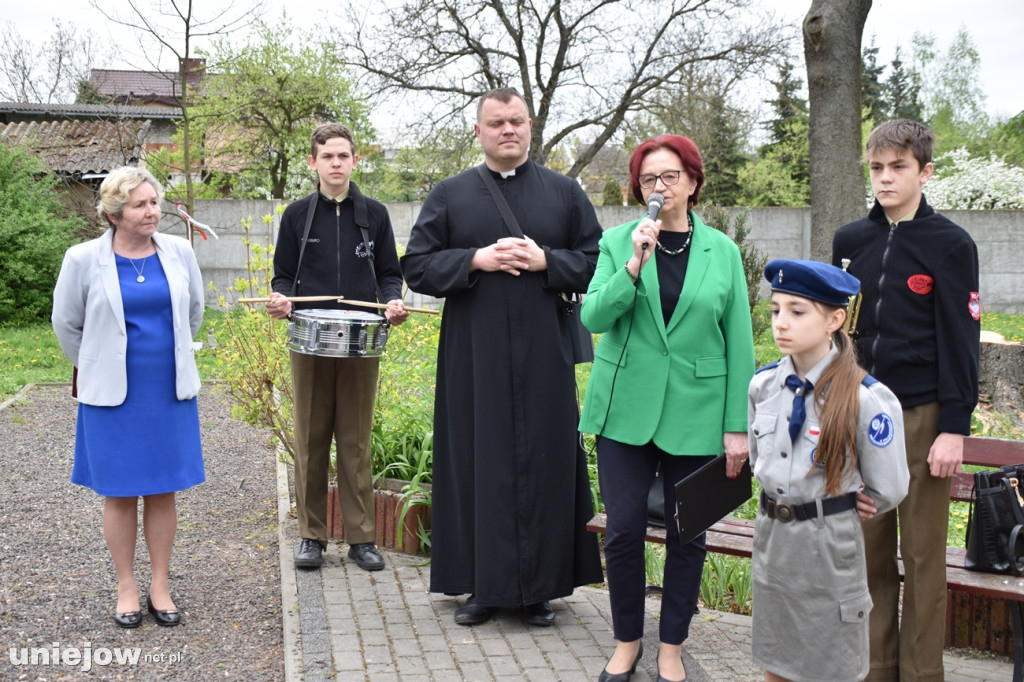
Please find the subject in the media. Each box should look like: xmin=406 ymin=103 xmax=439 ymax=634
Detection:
xmin=764 ymin=259 xmax=860 ymax=307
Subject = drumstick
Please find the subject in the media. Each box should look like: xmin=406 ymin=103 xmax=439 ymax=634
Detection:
xmin=236 ymin=295 xmax=343 ymax=303
xmin=236 ymin=295 xmax=439 ymax=315
xmin=343 ymin=299 xmax=440 ymax=315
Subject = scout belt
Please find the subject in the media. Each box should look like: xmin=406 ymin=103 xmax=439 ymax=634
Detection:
xmin=760 ymin=490 xmax=857 ymax=522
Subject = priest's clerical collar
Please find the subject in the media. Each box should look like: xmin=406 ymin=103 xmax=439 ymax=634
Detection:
xmin=489 ymin=159 xmax=529 ymax=179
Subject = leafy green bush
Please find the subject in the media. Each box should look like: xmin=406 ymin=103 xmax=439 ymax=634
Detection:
xmin=203 ymin=211 xmax=297 ymax=461
xmin=700 ymin=553 xmax=753 ymax=615
xmin=601 ymin=178 xmax=623 ymax=206
xmin=0 ymin=144 xmax=86 ymax=326
xmin=371 ymin=312 xmax=440 ymax=481
xmin=203 ymin=208 xmax=443 ymax=546
xmin=700 ymin=205 xmax=770 ymax=341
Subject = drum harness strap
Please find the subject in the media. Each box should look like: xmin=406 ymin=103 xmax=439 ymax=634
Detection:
xmin=292 ymin=188 xmax=389 ymax=326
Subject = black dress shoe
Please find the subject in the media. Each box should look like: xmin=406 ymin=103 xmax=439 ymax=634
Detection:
xmin=598 ymin=642 xmax=642 ymax=682
xmin=522 ymin=600 xmax=555 ymax=627
xmin=347 ymin=542 xmax=385 ymax=571
xmin=113 ymin=610 xmax=142 ymax=629
xmin=147 ymin=597 xmax=181 ymax=627
xmin=295 ymin=538 xmax=324 ymax=568
xmin=454 ymin=595 xmax=496 ymax=626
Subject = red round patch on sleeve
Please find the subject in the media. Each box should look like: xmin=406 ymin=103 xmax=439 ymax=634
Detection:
xmin=907 ymin=274 xmax=934 ymax=294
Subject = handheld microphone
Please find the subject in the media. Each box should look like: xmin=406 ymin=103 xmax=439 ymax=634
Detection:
xmin=642 ymin=193 xmax=664 ymax=252
xmin=647 ymin=192 xmax=664 ymax=222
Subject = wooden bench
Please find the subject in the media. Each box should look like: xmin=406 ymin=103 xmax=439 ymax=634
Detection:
xmin=586 ymin=436 xmax=1024 ymax=682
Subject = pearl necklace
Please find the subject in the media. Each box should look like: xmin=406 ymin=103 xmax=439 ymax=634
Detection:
xmin=127 ymin=256 xmax=147 ymax=283
xmin=655 ymin=211 xmax=695 ymax=257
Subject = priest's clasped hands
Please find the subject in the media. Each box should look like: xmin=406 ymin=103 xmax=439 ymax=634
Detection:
xmin=471 ymin=236 xmax=548 ymax=274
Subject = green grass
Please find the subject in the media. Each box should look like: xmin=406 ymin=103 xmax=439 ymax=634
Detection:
xmin=1 ymin=311 xmax=225 ymax=400
xmin=980 ymin=311 xmax=1024 ymax=342
xmin=0 ymin=326 xmax=70 ymax=396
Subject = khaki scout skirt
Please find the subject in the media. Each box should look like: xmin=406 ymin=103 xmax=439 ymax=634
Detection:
xmin=751 ymin=508 xmax=873 ymax=682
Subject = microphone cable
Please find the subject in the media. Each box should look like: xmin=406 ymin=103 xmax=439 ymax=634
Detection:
xmin=592 ymin=243 xmax=650 ymax=446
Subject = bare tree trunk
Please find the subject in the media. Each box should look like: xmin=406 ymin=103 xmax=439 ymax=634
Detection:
xmin=803 ymin=0 xmax=871 ymax=262
xmin=980 ymin=338 xmax=1024 ymax=428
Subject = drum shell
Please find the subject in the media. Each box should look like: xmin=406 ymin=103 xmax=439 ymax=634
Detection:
xmin=286 ymin=309 xmax=388 ymax=357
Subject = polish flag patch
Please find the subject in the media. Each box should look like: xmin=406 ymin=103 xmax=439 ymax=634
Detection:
xmin=808 ymin=427 xmax=820 ymax=436
xmin=969 ymin=291 xmax=981 ymax=321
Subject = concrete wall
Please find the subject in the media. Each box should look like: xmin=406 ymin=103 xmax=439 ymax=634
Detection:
xmin=161 ymin=200 xmax=1024 ymax=314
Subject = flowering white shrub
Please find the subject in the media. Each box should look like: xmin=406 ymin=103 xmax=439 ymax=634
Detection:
xmin=926 ymin=148 xmax=1024 ymax=210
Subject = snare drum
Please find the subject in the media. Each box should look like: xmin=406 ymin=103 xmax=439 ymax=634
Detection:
xmin=286 ymin=309 xmax=388 ymax=358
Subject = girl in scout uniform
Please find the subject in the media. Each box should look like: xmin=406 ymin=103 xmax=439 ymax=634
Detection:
xmin=747 ymin=259 xmax=910 ymax=682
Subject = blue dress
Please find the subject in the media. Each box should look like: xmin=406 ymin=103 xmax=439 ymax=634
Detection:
xmin=71 ymin=254 xmax=205 ymax=497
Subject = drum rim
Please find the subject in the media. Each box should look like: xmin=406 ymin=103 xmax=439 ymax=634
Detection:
xmin=291 ymin=308 xmax=384 ymax=321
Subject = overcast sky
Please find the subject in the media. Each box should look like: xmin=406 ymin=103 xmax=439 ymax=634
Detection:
xmin=5 ymin=0 xmax=1022 ymax=122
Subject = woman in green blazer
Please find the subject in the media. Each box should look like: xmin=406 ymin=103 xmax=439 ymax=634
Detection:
xmin=579 ymin=135 xmax=754 ymax=682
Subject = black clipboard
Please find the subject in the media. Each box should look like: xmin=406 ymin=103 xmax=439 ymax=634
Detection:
xmin=673 ymin=453 xmax=752 ymax=546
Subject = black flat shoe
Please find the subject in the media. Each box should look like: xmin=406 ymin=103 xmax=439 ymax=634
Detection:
xmin=113 ymin=610 xmax=142 ymax=629
xmin=598 ymin=642 xmax=643 ymax=682
xmin=522 ymin=600 xmax=555 ymax=627
xmin=454 ymin=595 xmax=496 ymax=626
xmin=147 ymin=596 xmax=181 ymax=627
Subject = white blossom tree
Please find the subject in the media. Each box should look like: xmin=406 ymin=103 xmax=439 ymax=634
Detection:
xmin=926 ymin=148 xmax=1024 ymax=210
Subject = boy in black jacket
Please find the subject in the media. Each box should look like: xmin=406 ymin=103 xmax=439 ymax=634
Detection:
xmin=267 ymin=123 xmax=408 ymax=571
xmin=832 ymin=119 xmax=980 ymax=682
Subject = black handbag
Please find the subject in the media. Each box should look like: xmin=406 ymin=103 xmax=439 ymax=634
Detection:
xmin=559 ymin=292 xmax=595 ymax=364
xmin=965 ymin=464 xmax=1024 ymax=575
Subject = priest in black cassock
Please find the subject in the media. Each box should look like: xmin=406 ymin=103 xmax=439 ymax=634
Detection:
xmin=402 ymin=87 xmax=604 ymax=628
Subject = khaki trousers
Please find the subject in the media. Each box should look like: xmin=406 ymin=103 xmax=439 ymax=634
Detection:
xmin=290 ymin=351 xmax=379 ymax=546
xmin=863 ymin=402 xmax=949 ymax=682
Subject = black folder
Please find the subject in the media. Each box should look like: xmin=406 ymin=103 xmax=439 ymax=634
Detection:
xmin=673 ymin=453 xmax=752 ymax=546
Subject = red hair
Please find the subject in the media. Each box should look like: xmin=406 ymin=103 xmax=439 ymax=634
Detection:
xmin=628 ymin=135 xmax=705 ymax=206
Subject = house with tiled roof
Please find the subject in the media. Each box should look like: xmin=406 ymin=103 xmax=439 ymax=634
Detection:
xmin=0 ymin=101 xmax=179 ymax=147
xmin=0 ymin=59 xmax=211 ymax=219
xmin=87 ymin=59 xmax=206 ymax=107
xmin=0 ymin=118 xmax=150 ymax=175
xmin=0 ymin=114 xmax=154 ymax=221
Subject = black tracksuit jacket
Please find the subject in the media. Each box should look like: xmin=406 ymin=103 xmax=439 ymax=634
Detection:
xmin=832 ymin=195 xmax=980 ymax=435
xmin=272 ymin=182 xmax=403 ymax=312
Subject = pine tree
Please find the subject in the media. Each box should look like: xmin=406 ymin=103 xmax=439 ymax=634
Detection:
xmin=746 ymin=59 xmax=810 ymax=204
xmin=701 ymin=104 xmax=746 ymax=207
xmin=861 ymin=39 xmax=886 ymax=122
xmin=601 ymin=178 xmax=624 ymax=206
xmin=884 ymin=45 xmax=923 ymax=121
xmin=762 ymin=60 xmax=808 ymax=154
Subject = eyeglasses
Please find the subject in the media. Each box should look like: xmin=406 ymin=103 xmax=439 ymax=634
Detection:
xmin=637 ymin=170 xmax=684 ymax=189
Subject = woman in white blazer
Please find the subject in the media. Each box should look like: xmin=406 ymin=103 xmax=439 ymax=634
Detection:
xmin=52 ymin=166 xmax=205 ymax=629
